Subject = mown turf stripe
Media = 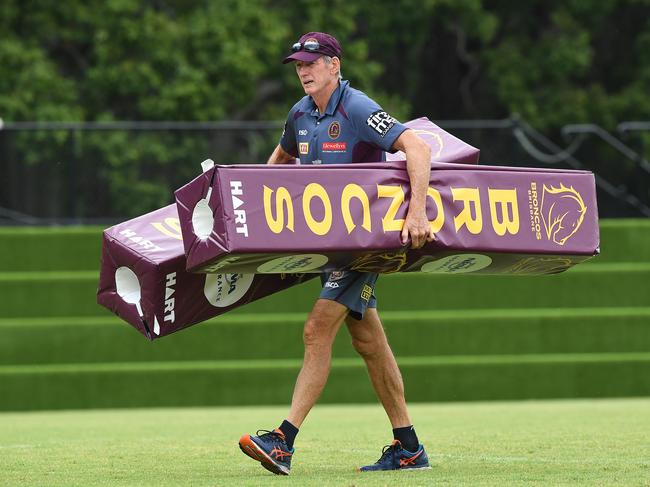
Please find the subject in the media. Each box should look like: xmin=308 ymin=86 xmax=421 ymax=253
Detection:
xmin=0 ymin=226 xmax=104 ymax=235
xmin=1 ymin=352 xmax=649 ymax=375
xmin=600 ymin=218 xmax=650 ymax=228
xmin=1 ymin=306 xmax=649 ymax=328
xmin=3 ymin=355 xmax=650 ymax=410
xmin=0 ymin=271 xmax=99 ymax=281
xmin=1 ymin=262 xmax=650 ymax=282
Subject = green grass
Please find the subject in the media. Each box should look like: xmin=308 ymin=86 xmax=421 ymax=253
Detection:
xmin=2 ymin=307 xmax=650 ymax=365
xmin=3 ymin=353 xmax=650 ymax=410
xmin=3 ymin=264 xmax=650 ymax=318
xmin=1 ymin=399 xmax=649 ymax=486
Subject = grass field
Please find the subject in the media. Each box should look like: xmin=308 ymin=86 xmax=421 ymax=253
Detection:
xmin=1 ymin=399 xmax=649 ymax=486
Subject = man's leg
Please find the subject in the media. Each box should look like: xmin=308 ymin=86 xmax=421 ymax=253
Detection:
xmin=239 ymin=298 xmax=349 ymax=475
xmin=287 ymin=298 xmax=349 ymax=427
xmin=345 ymin=308 xmax=411 ymax=428
xmin=347 ymin=308 xmax=431 ymax=471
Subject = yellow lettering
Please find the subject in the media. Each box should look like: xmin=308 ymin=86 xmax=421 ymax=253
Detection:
xmin=452 ymin=187 xmax=482 ymax=234
xmin=341 ymin=184 xmax=371 ymax=233
xmin=263 ymin=185 xmax=294 ymax=234
xmin=377 ymin=185 xmax=405 ymax=232
xmin=426 ymin=188 xmax=445 ymax=234
xmin=151 ymin=218 xmax=182 ymax=240
xmin=488 ymin=188 xmax=519 ymax=236
xmin=303 ymin=183 xmax=332 ymax=235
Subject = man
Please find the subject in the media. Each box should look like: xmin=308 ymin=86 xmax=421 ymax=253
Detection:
xmin=239 ymin=32 xmax=434 ymax=475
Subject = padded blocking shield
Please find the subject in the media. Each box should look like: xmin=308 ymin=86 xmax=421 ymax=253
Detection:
xmin=175 ymin=162 xmax=599 ymax=276
xmin=97 ymin=204 xmax=313 ymax=340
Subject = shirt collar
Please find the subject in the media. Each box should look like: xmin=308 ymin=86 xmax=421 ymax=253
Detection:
xmin=310 ymin=80 xmax=348 ymax=117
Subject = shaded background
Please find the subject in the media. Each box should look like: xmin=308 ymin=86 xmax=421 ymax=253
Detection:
xmin=1 ymin=0 xmax=649 ymax=222
xmin=0 ymin=0 xmax=649 ymax=412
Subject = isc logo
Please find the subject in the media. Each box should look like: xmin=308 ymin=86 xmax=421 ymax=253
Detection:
xmin=230 ymin=181 xmax=249 ymax=237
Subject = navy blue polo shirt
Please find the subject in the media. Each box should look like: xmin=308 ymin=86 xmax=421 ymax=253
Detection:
xmin=280 ymin=80 xmax=407 ymax=165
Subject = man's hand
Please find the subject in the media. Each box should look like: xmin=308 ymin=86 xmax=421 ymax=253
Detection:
xmin=392 ymin=129 xmax=435 ymax=249
xmin=401 ymin=210 xmax=435 ymax=249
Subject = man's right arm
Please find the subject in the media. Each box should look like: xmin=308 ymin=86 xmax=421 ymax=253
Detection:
xmin=267 ymin=144 xmax=297 ymax=165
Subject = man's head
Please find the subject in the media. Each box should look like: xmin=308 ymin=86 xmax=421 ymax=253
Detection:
xmin=284 ymin=32 xmax=342 ymax=97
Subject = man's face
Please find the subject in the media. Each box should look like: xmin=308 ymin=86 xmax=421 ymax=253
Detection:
xmin=295 ymin=57 xmax=338 ymax=97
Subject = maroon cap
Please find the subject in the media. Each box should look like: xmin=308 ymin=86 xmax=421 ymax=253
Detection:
xmin=282 ymin=32 xmax=342 ymax=64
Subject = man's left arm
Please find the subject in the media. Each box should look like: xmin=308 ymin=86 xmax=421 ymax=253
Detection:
xmin=391 ymin=130 xmax=434 ymax=249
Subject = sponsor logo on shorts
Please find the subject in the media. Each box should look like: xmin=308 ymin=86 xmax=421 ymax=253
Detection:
xmin=324 ymin=281 xmax=340 ymax=288
xmin=299 ymin=142 xmax=309 ymax=154
xmin=298 ymin=129 xmax=308 ymax=136
xmin=322 ymin=141 xmax=347 ymax=152
xmin=366 ymin=110 xmax=397 ymax=138
xmin=360 ymin=284 xmax=373 ymax=301
xmin=328 ymin=121 xmax=341 ymax=139
xmin=328 ymin=271 xmax=346 ymax=281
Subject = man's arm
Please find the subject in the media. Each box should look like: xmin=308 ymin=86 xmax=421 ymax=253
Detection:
xmin=391 ymin=129 xmax=434 ymax=249
xmin=267 ymin=144 xmax=297 ymax=165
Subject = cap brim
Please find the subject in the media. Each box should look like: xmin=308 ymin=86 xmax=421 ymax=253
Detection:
xmin=282 ymin=51 xmax=323 ymax=64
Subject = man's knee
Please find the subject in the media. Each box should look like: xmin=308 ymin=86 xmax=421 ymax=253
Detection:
xmin=303 ymin=307 xmax=346 ymax=348
xmin=303 ymin=317 xmax=326 ymax=348
xmin=302 ymin=317 xmax=338 ymax=347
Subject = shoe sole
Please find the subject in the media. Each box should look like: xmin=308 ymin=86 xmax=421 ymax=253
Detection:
xmin=238 ymin=434 xmax=290 ymax=476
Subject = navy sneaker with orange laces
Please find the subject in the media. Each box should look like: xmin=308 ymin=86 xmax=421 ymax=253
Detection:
xmin=239 ymin=429 xmax=294 ymax=475
xmin=359 ymin=440 xmax=431 ymax=472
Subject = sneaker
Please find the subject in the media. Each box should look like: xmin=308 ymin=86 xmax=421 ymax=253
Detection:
xmin=359 ymin=440 xmax=431 ymax=472
xmin=239 ymin=428 xmax=293 ymax=475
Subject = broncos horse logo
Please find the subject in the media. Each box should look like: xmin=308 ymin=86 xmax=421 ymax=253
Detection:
xmin=541 ymin=183 xmax=587 ymax=245
xmin=349 ymin=250 xmax=408 ymax=273
xmin=506 ymin=256 xmax=575 ymax=275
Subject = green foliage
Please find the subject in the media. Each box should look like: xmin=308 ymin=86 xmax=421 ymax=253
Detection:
xmin=1 ymin=1 xmax=648 ymax=217
xmin=480 ymin=1 xmax=650 ymax=129
xmin=2 ymin=1 xmax=647 ymax=127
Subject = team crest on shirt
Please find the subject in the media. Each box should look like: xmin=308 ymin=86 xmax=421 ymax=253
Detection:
xmin=299 ymin=142 xmax=309 ymax=154
xmin=328 ymin=121 xmax=341 ymax=139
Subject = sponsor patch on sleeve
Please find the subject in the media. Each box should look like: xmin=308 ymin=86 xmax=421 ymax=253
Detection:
xmin=366 ymin=110 xmax=397 ymax=138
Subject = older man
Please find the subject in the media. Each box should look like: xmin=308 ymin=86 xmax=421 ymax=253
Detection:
xmin=239 ymin=32 xmax=433 ymax=475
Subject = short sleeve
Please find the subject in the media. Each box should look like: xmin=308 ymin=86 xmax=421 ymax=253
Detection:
xmin=279 ymin=109 xmax=298 ymax=157
xmin=347 ymin=95 xmax=407 ymax=153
